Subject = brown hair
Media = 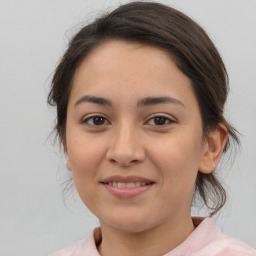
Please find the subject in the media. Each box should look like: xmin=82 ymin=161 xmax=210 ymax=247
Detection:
xmin=48 ymin=1 xmax=239 ymax=216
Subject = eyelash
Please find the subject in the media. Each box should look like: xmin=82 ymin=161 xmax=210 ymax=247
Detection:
xmin=146 ymin=115 xmax=175 ymax=126
xmin=81 ymin=114 xmax=175 ymax=127
xmin=81 ymin=115 xmax=110 ymax=126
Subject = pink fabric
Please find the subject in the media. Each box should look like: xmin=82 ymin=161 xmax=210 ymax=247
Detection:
xmin=50 ymin=217 xmax=256 ymax=256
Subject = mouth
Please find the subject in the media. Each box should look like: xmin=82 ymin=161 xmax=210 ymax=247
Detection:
xmin=101 ymin=181 xmax=153 ymax=188
xmin=100 ymin=176 xmax=155 ymax=199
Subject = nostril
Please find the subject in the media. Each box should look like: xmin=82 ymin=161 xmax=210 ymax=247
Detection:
xmin=105 ymin=144 xmax=146 ymax=166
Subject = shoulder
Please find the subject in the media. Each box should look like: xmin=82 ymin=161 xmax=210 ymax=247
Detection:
xmin=49 ymin=240 xmax=82 ymax=256
xmin=195 ymin=237 xmax=256 ymax=256
xmin=191 ymin=217 xmax=256 ymax=256
xmin=49 ymin=228 xmax=101 ymax=256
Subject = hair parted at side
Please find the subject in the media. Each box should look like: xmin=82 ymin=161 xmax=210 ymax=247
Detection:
xmin=48 ymin=1 xmax=240 ymax=216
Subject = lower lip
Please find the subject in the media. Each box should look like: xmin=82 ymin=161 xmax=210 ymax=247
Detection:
xmin=101 ymin=183 xmax=154 ymax=199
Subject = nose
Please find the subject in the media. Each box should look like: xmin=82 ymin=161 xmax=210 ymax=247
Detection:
xmin=105 ymin=122 xmax=146 ymax=167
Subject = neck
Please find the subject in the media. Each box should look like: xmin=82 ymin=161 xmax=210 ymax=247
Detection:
xmin=97 ymin=214 xmax=195 ymax=256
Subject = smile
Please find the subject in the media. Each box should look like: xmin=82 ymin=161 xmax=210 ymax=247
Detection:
xmin=103 ymin=181 xmax=150 ymax=188
xmin=100 ymin=176 xmax=155 ymax=198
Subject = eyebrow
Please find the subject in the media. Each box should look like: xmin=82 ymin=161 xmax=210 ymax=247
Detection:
xmin=74 ymin=95 xmax=185 ymax=108
xmin=137 ymin=96 xmax=185 ymax=108
xmin=75 ymin=95 xmax=112 ymax=107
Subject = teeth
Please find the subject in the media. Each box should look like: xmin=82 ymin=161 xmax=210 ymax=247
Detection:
xmin=118 ymin=182 xmax=126 ymax=188
xmin=108 ymin=182 xmax=149 ymax=188
xmin=126 ymin=182 xmax=135 ymax=188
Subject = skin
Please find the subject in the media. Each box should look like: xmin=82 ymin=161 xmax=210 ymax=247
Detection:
xmin=65 ymin=40 xmax=227 ymax=256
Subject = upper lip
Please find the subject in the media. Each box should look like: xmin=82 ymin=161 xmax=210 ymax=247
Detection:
xmin=100 ymin=175 xmax=155 ymax=184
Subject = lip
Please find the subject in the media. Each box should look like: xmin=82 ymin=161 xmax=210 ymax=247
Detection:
xmin=100 ymin=175 xmax=154 ymax=183
xmin=100 ymin=175 xmax=155 ymax=199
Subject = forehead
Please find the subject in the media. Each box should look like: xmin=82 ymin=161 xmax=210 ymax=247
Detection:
xmin=74 ymin=40 xmax=178 ymax=81
xmin=70 ymin=40 xmax=197 ymax=108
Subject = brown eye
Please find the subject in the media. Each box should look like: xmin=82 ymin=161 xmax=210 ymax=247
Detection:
xmin=82 ymin=115 xmax=110 ymax=126
xmin=92 ymin=116 xmax=105 ymax=125
xmin=147 ymin=115 xmax=174 ymax=126
xmin=154 ymin=117 xmax=168 ymax=125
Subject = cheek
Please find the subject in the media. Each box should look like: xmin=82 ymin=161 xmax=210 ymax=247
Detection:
xmin=66 ymin=132 xmax=106 ymax=180
xmin=66 ymin=136 xmax=106 ymax=207
xmin=148 ymin=132 xmax=202 ymax=185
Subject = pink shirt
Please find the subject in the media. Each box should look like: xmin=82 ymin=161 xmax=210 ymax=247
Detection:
xmin=50 ymin=217 xmax=256 ymax=256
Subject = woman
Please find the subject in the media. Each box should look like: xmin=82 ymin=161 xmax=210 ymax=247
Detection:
xmin=48 ymin=1 xmax=256 ymax=255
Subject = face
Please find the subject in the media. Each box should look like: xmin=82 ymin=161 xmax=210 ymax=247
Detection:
xmin=65 ymin=40 xmax=211 ymax=233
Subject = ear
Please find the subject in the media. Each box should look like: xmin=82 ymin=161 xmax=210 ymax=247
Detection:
xmin=64 ymin=150 xmax=72 ymax=171
xmin=199 ymin=123 xmax=228 ymax=174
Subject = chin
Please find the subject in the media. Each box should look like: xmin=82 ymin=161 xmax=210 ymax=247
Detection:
xmin=110 ymin=222 xmax=152 ymax=233
xmin=100 ymin=214 xmax=158 ymax=233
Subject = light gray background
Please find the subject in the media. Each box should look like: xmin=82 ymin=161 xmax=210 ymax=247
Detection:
xmin=0 ymin=0 xmax=255 ymax=255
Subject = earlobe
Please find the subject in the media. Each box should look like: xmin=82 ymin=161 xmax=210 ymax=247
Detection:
xmin=66 ymin=161 xmax=72 ymax=171
xmin=64 ymin=151 xmax=72 ymax=171
xmin=199 ymin=124 xmax=228 ymax=174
